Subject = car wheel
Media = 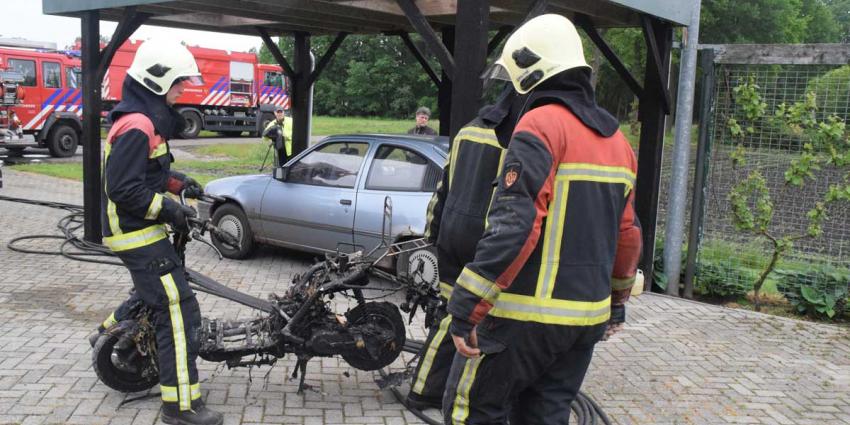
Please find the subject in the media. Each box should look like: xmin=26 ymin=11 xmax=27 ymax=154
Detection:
xmin=178 ymin=110 xmax=202 ymax=139
xmin=47 ymin=124 xmax=79 ymax=158
xmin=211 ymin=203 xmax=255 ymax=259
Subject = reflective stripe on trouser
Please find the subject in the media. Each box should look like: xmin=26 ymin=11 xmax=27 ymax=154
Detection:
xmin=442 ymin=318 xmax=605 ymax=425
xmin=115 ymin=238 xmax=202 ymax=411
xmin=410 ymin=307 xmax=454 ymax=401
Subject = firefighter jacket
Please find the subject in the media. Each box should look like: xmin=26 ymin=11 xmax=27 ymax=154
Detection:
xmin=101 ymin=78 xmax=190 ymax=252
xmin=262 ymin=116 xmax=293 ymax=157
xmin=447 ymin=100 xmax=642 ymax=335
xmin=425 ymin=88 xmax=521 ymax=299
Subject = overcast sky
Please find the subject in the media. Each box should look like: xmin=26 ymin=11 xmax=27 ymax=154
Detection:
xmin=5 ymin=2 xmax=263 ymax=52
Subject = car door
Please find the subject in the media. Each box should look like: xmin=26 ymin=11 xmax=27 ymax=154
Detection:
xmin=260 ymin=141 xmax=371 ymax=253
xmin=353 ymin=143 xmax=441 ymax=254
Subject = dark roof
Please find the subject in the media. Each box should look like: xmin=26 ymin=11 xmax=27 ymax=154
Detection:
xmin=43 ymin=0 xmax=696 ymax=36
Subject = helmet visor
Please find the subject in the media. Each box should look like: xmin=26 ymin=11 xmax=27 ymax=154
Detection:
xmin=176 ymin=75 xmax=204 ymax=87
xmin=480 ymin=61 xmax=511 ymax=82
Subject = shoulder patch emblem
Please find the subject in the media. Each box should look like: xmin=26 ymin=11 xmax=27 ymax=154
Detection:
xmin=503 ymin=162 xmax=522 ymax=188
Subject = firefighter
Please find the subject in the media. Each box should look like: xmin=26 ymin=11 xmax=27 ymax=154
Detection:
xmin=262 ymin=106 xmax=293 ymax=165
xmin=90 ymin=38 xmax=223 ymax=425
xmin=406 ymin=86 xmax=523 ymax=411
xmin=443 ymin=14 xmax=642 ymax=424
xmin=407 ymin=106 xmax=437 ymax=136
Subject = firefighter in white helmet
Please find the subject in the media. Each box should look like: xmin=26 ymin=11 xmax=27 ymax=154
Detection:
xmin=89 ymin=38 xmax=223 ymax=425
xmin=443 ymin=14 xmax=641 ymax=424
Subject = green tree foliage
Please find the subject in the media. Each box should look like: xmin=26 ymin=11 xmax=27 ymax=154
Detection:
xmin=259 ymin=34 xmax=438 ymax=119
xmin=700 ymin=0 xmax=840 ymax=43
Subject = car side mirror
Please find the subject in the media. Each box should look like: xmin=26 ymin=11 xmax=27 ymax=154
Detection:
xmin=274 ymin=165 xmax=290 ymax=181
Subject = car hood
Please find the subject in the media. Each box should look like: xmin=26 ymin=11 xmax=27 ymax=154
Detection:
xmin=204 ymin=174 xmax=271 ymax=197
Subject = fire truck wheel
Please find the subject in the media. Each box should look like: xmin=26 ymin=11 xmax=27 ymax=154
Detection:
xmin=47 ymin=125 xmax=79 ymax=158
xmin=179 ymin=110 xmax=202 ymax=139
xmin=255 ymin=112 xmax=275 ymax=136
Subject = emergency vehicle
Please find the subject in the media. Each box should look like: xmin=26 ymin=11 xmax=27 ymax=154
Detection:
xmin=0 ymin=38 xmax=288 ymax=157
xmin=103 ymin=39 xmax=289 ymax=139
xmin=0 ymin=38 xmax=83 ymax=157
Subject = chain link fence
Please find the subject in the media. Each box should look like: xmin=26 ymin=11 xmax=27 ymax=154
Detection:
xmin=692 ymin=46 xmax=850 ymax=313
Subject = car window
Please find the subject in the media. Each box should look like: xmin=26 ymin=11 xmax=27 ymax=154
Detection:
xmin=365 ymin=145 xmax=430 ymax=191
xmin=43 ymin=61 xmax=61 ymax=88
xmin=8 ymin=59 xmax=36 ymax=86
xmin=287 ymin=142 xmax=368 ymax=188
xmin=264 ymin=71 xmax=284 ymax=88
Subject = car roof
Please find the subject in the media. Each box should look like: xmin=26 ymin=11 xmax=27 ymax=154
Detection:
xmin=322 ymin=134 xmax=449 ymax=155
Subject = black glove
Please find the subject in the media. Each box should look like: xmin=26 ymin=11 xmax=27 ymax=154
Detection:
xmin=183 ymin=176 xmax=203 ymax=199
xmin=610 ymin=304 xmax=626 ymax=324
xmin=160 ymin=198 xmax=197 ymax=234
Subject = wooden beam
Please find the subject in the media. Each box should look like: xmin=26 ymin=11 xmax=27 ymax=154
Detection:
xmin=575 ymin=14 xmax=643 ymax=99
xmin=96 ymin=7 xmax=149 ymax=81
xmin=308 ymin=32 xmax=349 ymax=85
xmin=641 ymin=14 xmax=670 ymax=114
xmin=449 ymin=0 xmax=489 ymax=138
xmin=81 ymin=10 xmax=102 ymax=243
xmin=704 ymin=43 xmax=850 ymax=65
xmin=290 ymin=32 xmax=312 ymax=159
xmin=487 ymin=25 xmax=511 ymax=56
xmin=395 ymin=0 xmax=455 ymax=79
xmin=256 ymin=27 xmax=296 ymax=78
xmin=397 ymin=32 xmax=441 ymax=86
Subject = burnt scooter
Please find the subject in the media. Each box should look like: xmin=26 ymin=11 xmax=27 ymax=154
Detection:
xmin=92 ymin=192 xmax=440 ymax=394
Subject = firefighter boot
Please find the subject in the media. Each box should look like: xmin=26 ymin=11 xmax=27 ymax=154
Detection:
xmin=88 ymin=326 xmax=106 ymax=347
xmin=161 ymin=399 xmax=223 ymax=425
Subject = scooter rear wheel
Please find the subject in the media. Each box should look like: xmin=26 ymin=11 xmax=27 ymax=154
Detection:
xmin=342 ymin=302 xmax=406 ymax=371
xmin=92 ymin=326 xmax=159 ymax=393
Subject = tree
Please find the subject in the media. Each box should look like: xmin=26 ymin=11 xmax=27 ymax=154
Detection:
xmin=700 ymin=0 xmax=841 ymax=43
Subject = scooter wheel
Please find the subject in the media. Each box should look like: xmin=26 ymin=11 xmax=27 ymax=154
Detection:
xmin=92 ymin=326 xmax=158 ymax=393
xmin=342 ymin=302 xmax=406 ymax=371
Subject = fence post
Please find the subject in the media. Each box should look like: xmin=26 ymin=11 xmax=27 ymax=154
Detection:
xmin=683 ymin=48 xmax=717 ymax=298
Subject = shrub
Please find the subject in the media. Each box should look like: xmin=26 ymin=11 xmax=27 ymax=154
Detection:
xmin=776 ymin=267 xmax=850 ymax=319
xmin=695 ymin=261 xmax=752 ymax=299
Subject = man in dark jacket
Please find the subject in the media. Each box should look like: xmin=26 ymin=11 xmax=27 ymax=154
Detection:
xmin=443 ymin=15 xmax=642 ymax=424
xmin=407 ymin=106 xmax=438 ymax=136
xmin=89 ymin=38 xmax=222 ymax=425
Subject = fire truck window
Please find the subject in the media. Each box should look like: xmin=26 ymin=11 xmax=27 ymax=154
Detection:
xmin=8 ymin=59 xmax=36 ymax=87
xmin=66 ymin=67 xmax=81 ymax=89
xmin=43 ymin=62 xmax=62 ymax=88
xmin=264 ymin=72 xmax=283 ymax=88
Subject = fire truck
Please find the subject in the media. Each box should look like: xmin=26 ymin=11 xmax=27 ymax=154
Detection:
xmin=0 ymin=38 xmax=288 ymax=157
xmin=103 ymin=39 xmax=289 ymax=139
xmin=0 ymin=38 xmax=83 ymax=157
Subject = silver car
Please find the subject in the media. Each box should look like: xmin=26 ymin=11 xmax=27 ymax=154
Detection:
xmin=199 ymin=134 xmax=448 ymax=271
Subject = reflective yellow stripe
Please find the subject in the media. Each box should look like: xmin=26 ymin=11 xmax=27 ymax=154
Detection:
xmin=449 ymin=140 xmax=460 ymax=189
xmin=191 ymin=383 xmax=201 ymax=400
xmin=161 ymin=385 xmax=178 ymax=402
xmin=456 ymin=268 xmax=499 ymax=305
xmin=412 ymin=314 xmax=452 ymax=394
xmin=490 ymin=293 xmax=611 ymax=326
xmin=150 ymin=142 xmax=168 ymax=159
xmin=102 ymin=312 xmax=117 ymax=329
xmin=451 ymin=354 xmax=485 ymax=424
xmin=161 ymin=273 xmax=191 ymax=411
xmin=536 ymin=180 xmax=569 ymax=299
xmin=144 ymin=193 xmax=164 ymax=220
xmin=424 ymin=181 xmax=443 ymax=241
xmin=612 ymin=275 xmax=637 ymax=291
xmin=455 ymin=127 xmax=500 ymax=149
xmin=557 ymin=163 xmax=635 ymax=189
xmin=103 ymin=224 xmax=168 ymax=252
xmin=439 ymin=281 xmax=454 ymax=299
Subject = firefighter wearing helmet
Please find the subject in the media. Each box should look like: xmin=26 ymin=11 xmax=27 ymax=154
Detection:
xmin=442 ymin=14 xmax=642 ymax=424
xmin=89 ymin=38 xmax=223 ymax=425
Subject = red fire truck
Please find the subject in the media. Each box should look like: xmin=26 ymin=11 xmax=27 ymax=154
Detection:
xmin=0 ymin=38 xmax=288 ymax=157
xmin=103 ymin=39 xmax=289 ymax=139
xmin=0 ymin=39 xmax=83 ymax=157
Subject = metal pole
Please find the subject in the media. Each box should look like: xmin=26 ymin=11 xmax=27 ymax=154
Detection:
xmin=683 ymin=48 xmax=716 ymax=299
xmin=81 ymin=11 xmax=102 ymax=243
xmin=663 ymin=3 xmax=702 ymax=296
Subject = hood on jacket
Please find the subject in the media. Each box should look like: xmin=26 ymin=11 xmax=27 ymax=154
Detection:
xmin=108 ymin=78 xmax=186 ymax=139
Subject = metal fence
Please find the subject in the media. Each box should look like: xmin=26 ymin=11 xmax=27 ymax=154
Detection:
xmin=686 ymin=45 xmax=850 ymax=303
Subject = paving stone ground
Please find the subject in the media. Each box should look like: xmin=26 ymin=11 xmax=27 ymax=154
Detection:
xmin=0 ymin=168 xmax=849 ymax=425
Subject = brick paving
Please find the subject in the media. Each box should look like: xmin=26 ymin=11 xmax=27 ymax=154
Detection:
xmin=0 ymin=168 xmax=849 ymax=425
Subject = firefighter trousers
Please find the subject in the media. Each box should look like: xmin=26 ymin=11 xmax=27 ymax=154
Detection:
xmin=409 ymin=303 xmax=454 ymax=406
xmin=442 ymin=317 xmax=606 ymax=425
xmin=111 ymin=238 xmax=203 ymax=411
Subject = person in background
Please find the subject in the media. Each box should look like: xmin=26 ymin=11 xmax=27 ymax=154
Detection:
xmin=408 ymin=106 xmax=437 ymax=136
xmin=262 ymin=106 xmax=293 ymax=165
